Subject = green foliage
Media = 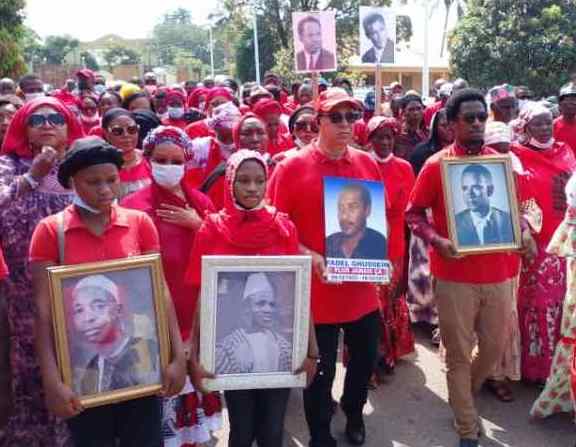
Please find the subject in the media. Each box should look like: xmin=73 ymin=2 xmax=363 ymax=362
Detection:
xmin=81 ymin=51 xmax=100 ymax=71
xmin=39 ymin=35 xmax=80 ymax=64
xmin=449 ymin=0 xmax=576 ymax=96
xmin=0 ymin=0 xmax=26 ymax=77
xmin=103 ymin=46 xmax=141 ymax=67
xmin=0 ymin=0 xmax=26 ymax=31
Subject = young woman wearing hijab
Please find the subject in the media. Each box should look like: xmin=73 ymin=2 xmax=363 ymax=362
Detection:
xmin=511 ymin=103 xmax=576 ymax=384
xmin=366 ymin=116 xmax=416 ymax=378
xmin=122 ymin=126 xmax=223 ymax=445
xmin=29 ymin=137 xmax=186 ymax=447
xmin=79 ymin=94 xmax=100 ymax=135
xmin=102 ymin=108 xmax=151 ymax=198
xmin=252 ymin=98 xmax=293 ymax=156
xmin=162 ymin=89 xmax=189 ymax=130
xmin=186 ymin=149 xmax=318 ymax=447
xmin=0 ymin=97 xmax=84 ymax=445
xmin=185 ymin=87 xmax=234 ymax=141
xmin=274 ymin=105 xmax=318 ymax=163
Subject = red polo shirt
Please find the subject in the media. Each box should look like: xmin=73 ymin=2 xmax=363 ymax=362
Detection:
xmin=29 ymin=204 xmax=160 ymax=264
xmin=0 ymin=248 xmax=7 ymax=280
xmin=407 ymin=144 xmax=517 ymax=284
xmin=554 ymin=116 xmax=576 ymax=153
xmin=268 ymin=143 xmax=382 ymax=324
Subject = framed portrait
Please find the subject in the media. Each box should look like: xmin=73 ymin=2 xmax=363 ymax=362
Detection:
xmin=359 ymin=6 xmax=396 ymax=65
xmin=48 ymin=254 xmax=170 ymax=409
xmin=292 ymin=11 xmax=337 ymax=73
xmin=323 ymin=176 xmax=391 ymax=283
xmin=200 ymin=256 xmax=311 ymax=391
xmin=441 ymin=155 xmax=522 ymax=255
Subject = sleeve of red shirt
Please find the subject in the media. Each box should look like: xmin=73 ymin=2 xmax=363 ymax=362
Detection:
xmin=267 ymin=161 xmax=291 ymax=213
xmin=0 ymin=248 xmax=8 ymax=279
xmin=185 ymin=221 xmax=212 ymax=288
xmin=406 ymin=160 xmax=442 ymax=243
xmin=137 ymin=212 xmax=161 ymax=253
xmin=29 ymin=217 xmax=59 ymax=263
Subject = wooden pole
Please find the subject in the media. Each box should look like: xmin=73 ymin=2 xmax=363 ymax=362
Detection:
xmin=374 ymin=62 xmax=383 ymax=116
xmin=311 ymin=72 xmax=319 ymax=101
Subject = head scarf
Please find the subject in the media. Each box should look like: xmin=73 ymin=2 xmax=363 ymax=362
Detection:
xmin=484 ymin=121 xmax=511 ymax=145
xmin=119 ymin=83 xmax=142 ymax=101
xmin=487 ymin=84 xmax=515 ymax=106
xmin=206 ymin=87 xmax=234 ymax=108
xmin=366 ymin=116 xmax=400 ymax=140
xmin=252 ymin=98 xmax=282 ymax=119
xmin=232 ymin=113 xmax=267 ymax=149
xmin=288 ymin=105 xmax=315 ymax=134
xmin=1 ymin=97 xmax=85 ymax=158
xmin=187 ymin=87 xmax=209 ymax=109
xmin=143 ymin=125 xmax=194 ymax=157
xmin=166 ymin=88 xmax=186 ymax=104
xmin=58 ymin=136 xmax=124 ymax=188
xmin=511 ymin=102 xmax=553 ymax=143
xmin=207 ymin=101 xmax=241 ymax=130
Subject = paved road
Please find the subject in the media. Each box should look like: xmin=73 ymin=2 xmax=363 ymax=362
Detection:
xmin=209 ymin=328 xmax=575 ymax=447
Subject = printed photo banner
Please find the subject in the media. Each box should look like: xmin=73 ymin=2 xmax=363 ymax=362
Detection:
xmin=359 ymin=6 xmax=396 ymax=65
xmin=292 ymin=11 xmax=338 ymax=73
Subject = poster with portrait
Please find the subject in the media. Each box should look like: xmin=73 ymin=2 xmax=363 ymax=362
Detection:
xmin=323 ymin=176 xmax=391 ymax=283
xmin=200 ymin=256 xmax=311 ymax=391
xmin=441 ymin=155 xmax=522 ymax=255
xmin=292 ymin=11 xmax=338 ymax=73
xmin=359 ymin=6 xmax=396 ymax=65
xmin=48 ymin=254 xmax=170 ymax=408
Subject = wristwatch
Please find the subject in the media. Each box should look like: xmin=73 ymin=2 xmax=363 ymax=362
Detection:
xmin=23 ymin=173 xmax=40 ymax=189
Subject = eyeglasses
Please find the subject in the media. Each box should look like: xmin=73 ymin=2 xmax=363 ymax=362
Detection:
xmin=27 ymin=113 xmax=66 ymax=128
xmin=108 ymin=125 xmax=139 ymax=136
xmin=294 ymin=121 xmax=319 ymax=132
xmin=460 ymin=111 xmax=488 ymax=124
xmin=320 ymin=111 xmax=362 ymax=124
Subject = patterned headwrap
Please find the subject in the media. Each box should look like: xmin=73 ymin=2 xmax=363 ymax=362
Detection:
xmin=487 ymin=83 xmax=515 ymax=106
xmin=143 ymin=125 xmax=194 ymax=156
xmin=510 ymin=101 xmax=552 ymax=143
xmin=484 ymin=121 xmax=511 ymax=145
xmin=207 ymin=101 xmax=241 ymax=130
xmin=366 ymin=116 xmax=400 ymax=140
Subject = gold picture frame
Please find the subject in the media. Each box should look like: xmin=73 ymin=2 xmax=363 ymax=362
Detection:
xmin=48 ymin=254 xmax=170 ymax=409
xmin=441 ymin=154 xmax=522 ymax=255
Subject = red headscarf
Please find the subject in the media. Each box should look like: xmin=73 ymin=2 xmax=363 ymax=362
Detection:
xmin=1 ymin=97 xmax=85 ymax=158
xmin=252 ymin=98 xmax=282 ymax=119
xmin=209 ymin=149 xmax=292 ymax=249
xmin=232 ymin=113 xmax=267 ymax=149
xmin=206 ymin=87 xmax=234 ymax=108
xmin=166 ymin=88 xmax=186 ymax=104
xmin=187 ymin=87 xmax=209 ymax=109
xmin=366 ymin=116 xmax=400 ymax=140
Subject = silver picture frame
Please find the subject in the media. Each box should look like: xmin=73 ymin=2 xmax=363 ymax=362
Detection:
xmin=200 ymin=256 xmax=312 ymax=391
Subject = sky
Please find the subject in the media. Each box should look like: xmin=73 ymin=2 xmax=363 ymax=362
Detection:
xmin=24 ymin=0 xmax=221 ymax=41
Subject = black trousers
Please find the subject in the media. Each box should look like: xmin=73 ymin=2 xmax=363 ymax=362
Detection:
xmin=67 ymin=396 xmax=162 ymax=447
xmin=225 ymin=388 xmax=291 ymax=447
xmin=303 ymin=311 xmax=380 ymax=445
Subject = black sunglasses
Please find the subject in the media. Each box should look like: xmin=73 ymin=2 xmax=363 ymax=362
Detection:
xmin=294 ymin=121 xmax=319 ymax=132
xmin=108 ymin=125 xmax=139 ymax=136
xmin=27 ymin=113 xmax=66 ymax=128
xmin=320 ymin=111 xmax=362 ymax=124
xmin=461 ymin=111 xmax=488 ymax=124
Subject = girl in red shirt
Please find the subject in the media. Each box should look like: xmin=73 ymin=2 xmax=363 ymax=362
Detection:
xmin=187 ymin=149 xmax=318 ymax=447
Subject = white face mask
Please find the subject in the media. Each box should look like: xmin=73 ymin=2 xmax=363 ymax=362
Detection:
xmin=24 ymin=92 xmax=44 ymax=102
xmin=72 ymin=194 xmax=102 ymax=214
xmin=151 ymin=162 xmax=185 ymax=188
xmin=168 ymin=107 xmax=185 ymax=119
xmin=529 ymin=137 xmax=554 ymax=150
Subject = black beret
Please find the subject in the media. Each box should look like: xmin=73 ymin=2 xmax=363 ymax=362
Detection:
xmin=58 ymin=136 xmax=124 ymax=188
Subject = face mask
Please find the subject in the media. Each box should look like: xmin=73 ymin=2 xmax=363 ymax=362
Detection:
xmin=151 ymin=162 xmax=185 ymax=188
xmin=94 ymin=84 xmax=106 ymax=95
xmin=529 ymin=137 xmax=554 ymax=150
xmin=24 ymin=92 xmax=44 ymax=102
xmin=72 ymin=194 xmax=102 ymax=214
xmin=168 ymin=107 xmax=185 ymax=119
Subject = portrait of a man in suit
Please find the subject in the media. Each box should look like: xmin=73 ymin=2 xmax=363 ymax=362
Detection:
xmin=455 ymin=164 xmax=514 ymax=247
xmin=361 ymin=12 xmax=395 ymax=64
xmin=326 ymin=182 xmax=387 ymax=260
xmin=295 ymin=15 xmax=336 ymax=72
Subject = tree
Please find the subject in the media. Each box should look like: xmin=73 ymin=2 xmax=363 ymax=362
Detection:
xmin=449 ymin=0 xmax=576 ymax=96
xmin=0 ymin=0 xmax=26 ymax=77
xmin=38 ymin=35 xmax=80 ymax=64
xmin=81 ymin=51 xmax=100 ymax=71
xmin=103 ymin=46 xmax=141 ymax=68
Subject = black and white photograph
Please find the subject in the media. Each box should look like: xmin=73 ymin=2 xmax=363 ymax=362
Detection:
xmin=359 ymin=6 xmax=396 ymax=64
xmin=200 ymin=256 xmax=311 ymax=391
xmin=48 ymin=255 xmax=170 ymax=408
xmin=292 ymin=11 xmax=337 ymax=73
xmin=442 ymin=156 xmax=521 ymax=254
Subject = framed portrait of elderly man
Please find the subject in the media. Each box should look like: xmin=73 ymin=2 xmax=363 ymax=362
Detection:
xmin=323 ymin=176 xmax=392 ymax=283
xmin=292 ymin=11 xmax=337 ymax=73
xmin=199 ymin=256 xmax=311 ymax=391
xmin=359 ymin=6 xmax=396 ymax=65
xmin=48 ymin=254 xmax=170 ymax=408
xmin=441 ymin=155 xmax=522 ymax=255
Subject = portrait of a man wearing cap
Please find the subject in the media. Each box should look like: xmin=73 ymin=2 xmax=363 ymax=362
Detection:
xmin=215 ymin=273 xmax=292 ymax=375
xmin=69 ymin=274 xmax=160 ymax=395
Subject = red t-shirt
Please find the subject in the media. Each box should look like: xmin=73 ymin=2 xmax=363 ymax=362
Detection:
xmin=268 ymin=132 xmax=294 ymax=156
xmin=268 ymin=144 xmax=382 ymax=324
xmin=554 ymin=116 xmax=576 ymax=154
xmin=185 ymin=120 xmax=214 ymax=141
xmin=88 ymin=126 xmax=105 ymax=138
xmin=375 ymin=155 xmax=415 ymax=262
xmin=423 ymin=101 xmax=443 ymax=129
xmin=0 ymin=248 xmax=8 ymax=280
xmin=29 ymin=205 xmax=160 ymax=265
xmin=407 ymin=144 xmax=517 ymax=284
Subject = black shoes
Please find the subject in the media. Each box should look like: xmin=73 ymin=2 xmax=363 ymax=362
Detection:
xmin=345 ymin=415 xmax=366 ymax=445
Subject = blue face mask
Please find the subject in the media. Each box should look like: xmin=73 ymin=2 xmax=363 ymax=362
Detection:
xmin=72 ymin=194 xmax=102 ymax=214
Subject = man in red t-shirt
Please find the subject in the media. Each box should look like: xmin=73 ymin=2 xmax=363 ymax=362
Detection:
xmin=554 ymin=82 xmax=576 ymax=153
xmin=269 ymin=88 xmax=383 ymax=447
xmin=406 ymin=89 xmax=535 ymax=447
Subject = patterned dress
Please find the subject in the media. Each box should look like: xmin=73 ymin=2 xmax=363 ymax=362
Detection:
xmin=0 ymin=154 xmax=73 ymax=446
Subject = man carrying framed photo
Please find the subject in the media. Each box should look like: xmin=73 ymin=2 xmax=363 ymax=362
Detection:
xmin=269 ymin=88 xmax=383 ymax=446
xmin=405 ymin=89 xmax=536 ymax=447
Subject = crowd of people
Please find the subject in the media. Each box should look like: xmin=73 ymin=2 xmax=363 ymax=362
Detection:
xmin=0 ymin=66 xmax=575 ymax=447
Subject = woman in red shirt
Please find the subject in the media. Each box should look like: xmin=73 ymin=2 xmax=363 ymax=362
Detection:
xmin=187 ymin=149 xmax=317 ymax=447
xmin=29 ymin=137 xmax=185 ymax=446
xmin=122 ymin=126 xmax=223 ymax=446
xmin=102 ymin=108 xmax=151 ymax=198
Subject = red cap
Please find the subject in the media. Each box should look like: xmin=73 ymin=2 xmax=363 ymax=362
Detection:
xmin=75 ymin=68 xmax=95 ymax=81
xmin=314 ymin=87 xmax=362 ymax=113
